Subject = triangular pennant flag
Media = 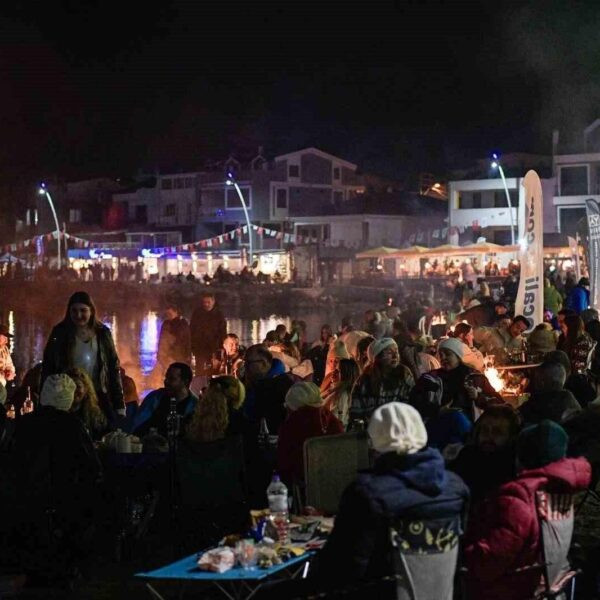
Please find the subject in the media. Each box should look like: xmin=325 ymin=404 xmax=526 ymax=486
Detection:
xmin=284 ymin=233 xmax=291 ymax=244
xmin=442 ymin=227 xmax=448 ymax=238
xmin=257 ymin=227 xmax=264 ymax=235
xmin=432 ymin=229 xmax=440 ymax=239
xmin=458 ymin=226 xmax=465 ymax=234
xmin=276 ymin=232 xmax=283 ymax=240
xmin=270 ymin=230 xmax=277 ymax=237
xmin=207 ymin=239 xmax=213 ymax=247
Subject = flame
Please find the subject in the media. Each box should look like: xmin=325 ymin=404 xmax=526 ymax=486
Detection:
xmin=484 ymin=366 xmax=505 ymax=393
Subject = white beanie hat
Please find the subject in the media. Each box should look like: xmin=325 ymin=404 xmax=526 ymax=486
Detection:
xmin=285 ymin=382 xmax=323 ymax=411
xmin=368 ymin=402 xmax=428 ymax=455
xmin=438 ymin=337 xmax=465 ymax=361
xmin=367 ymin=337 xmax=397 ymax=363
xmin=40 ymin=374 xmax=76 ymax=412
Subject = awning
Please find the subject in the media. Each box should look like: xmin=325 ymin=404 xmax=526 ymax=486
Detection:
xmin=355 ymin=246 xmax=401 ymax=259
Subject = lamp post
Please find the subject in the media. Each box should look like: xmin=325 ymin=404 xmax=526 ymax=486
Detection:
xmin=38 ymin=183 xmax=61 ymax=269
xmin=225 ymin=173 xmax=253 ymax=267
xmin=491 ymin=154 xmax=516 ymax=246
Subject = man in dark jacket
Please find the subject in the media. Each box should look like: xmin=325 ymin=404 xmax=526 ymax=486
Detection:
xmin=156 ymin=303 xmax=191 ymax=371
xmin=242 ymin=344 xmax=293 ymax=433
xmin=314 ymin=403 xmax=469 ymax=591
xmin=189 ymin=292 xmax=226 ymax=374
xmin=519 ymin=361 xmax=581 ymax=426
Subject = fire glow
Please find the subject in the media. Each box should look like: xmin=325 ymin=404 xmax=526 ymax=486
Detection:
xmin=484 ymin=366 xmax=505 ymax=393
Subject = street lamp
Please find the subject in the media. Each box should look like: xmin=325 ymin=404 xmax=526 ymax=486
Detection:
xmin=225 ymin=173 xmax=253 ymax=266
xmin=38 ymin=183 xmax=61 ymax=269
xmin=490 ymin=153 xmax=516 ymax=245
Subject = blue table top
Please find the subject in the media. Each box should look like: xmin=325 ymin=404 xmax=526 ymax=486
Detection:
xmin=137 ymin=550 xmax=313 ymax=581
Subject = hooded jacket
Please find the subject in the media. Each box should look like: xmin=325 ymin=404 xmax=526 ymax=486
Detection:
xmin=314 ymin=447 xmax=469 ymax=584
xmin=566 ymin=285 xmax=590 ymax=315
xmin=464 ymin=456 xmax=591 ymax=600
xmin=277 ymin=406 xmax=343 ymax=485
xmin=519 ymin=389 xmax=582 ymax=426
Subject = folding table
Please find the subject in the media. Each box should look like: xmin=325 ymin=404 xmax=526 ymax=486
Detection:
xmin=137 ymin=550 xmax=314 ymax=600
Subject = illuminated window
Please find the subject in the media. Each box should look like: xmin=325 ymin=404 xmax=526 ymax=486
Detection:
xmin=69 ymin=209 xmax=81 ymax=223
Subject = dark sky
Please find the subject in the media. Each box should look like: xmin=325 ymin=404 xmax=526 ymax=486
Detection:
xmin=2 ymin=0 xmax=600 ymax=181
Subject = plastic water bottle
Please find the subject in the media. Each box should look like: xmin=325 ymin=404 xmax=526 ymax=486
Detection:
xmin=267 ymin=473 xmax=290 ymax=543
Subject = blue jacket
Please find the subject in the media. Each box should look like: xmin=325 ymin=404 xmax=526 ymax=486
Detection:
xmin=566 ymin=285 xmax=590 ymax=314
xmin=314 ymin=447 xmax=469 ymax=583
xmin=129 ymin=388 xmax=197 ymax=436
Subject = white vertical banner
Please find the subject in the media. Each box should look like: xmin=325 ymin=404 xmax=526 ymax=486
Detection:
xmin=515 ymin=170 xmax=544 ymax=330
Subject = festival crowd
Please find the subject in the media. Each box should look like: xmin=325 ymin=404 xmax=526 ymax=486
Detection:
xmin=0 ymin=273 xmax=599 ymax=598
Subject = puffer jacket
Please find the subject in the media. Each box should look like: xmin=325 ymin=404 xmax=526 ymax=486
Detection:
xmin=41 ymin=321 xmax=124 ymax=411
xmin=464 ymin=457 xmax=591 ymax=600
xmin=314 ymin=448 xmax=469 ymax=584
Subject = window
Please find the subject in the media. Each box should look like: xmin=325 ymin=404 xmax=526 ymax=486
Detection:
xmin=69 ymin=209 xmax=81 ymax=223
xmin=559 ymin=207 xmax=587 ymax=236
xmin=333 ymin=190 xmax=344 ymax=204
xmin=187 ymin=203 xmax=192 ymax=221
xmin=161 ymin=178 xmax=172 ymax=190
xmin=333 ymin=167 xmax=340 ymax=180
xmin=225 ymin=186 xmax=251 ymax=209
xmin=185 ymin=177 xmax=195 ymax=188
xmin=164 ymin=203 xmax=176 ymax=217
xmin=472 ymin=192 xmax=482 ymax=209
xmin=494 ymin=189 xmax=519 ymax=208
xmin=174 ymin=178 xmax=184 ymax=189
xmin=323 ymin=224 xmax=330 ymax=240
xmin=560 ymin=166 xmax=588 ymax=196
xmin=276 ymin=188 xmax=288 ymax=209
xmin=288 ymin=165 xmax=300 ymax=178
xmin=135 ymin=205 xmax=147 ymax=223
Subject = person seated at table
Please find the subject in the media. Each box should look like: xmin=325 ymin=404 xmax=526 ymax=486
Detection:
xmin=557 ymin=314 xmax=595 ymax=375
xmin=322 ymin=358 xmax=360 ymax=428
xmin=541 ymin=350 xmax=596 ymax=409
xmin=277 ymin=382 xmax=343 ymax=487
xmin=14 ymin=374 xmax=101 ymax=586
xmin=519 ymin=362 xmax=581 ymax=427
xmin=185 ymin=375 xmax=247 ymax=443
xmin=451 ymin=322 xmax=485 ymax=371
xmin=474 ymin=315 xmax=530 ymax=365
xmin=349 ymin=338 xmax=414 ymax=427
xmin=131 ymin=362 xmax=198 ymax=437
xmin=66 ymin=367 xmax=110 ymax=441
xmin=463 ymin=420 xmax=591 ymax=600
xmin=212 ymin=333 xmax=245 ymax=376
xmin=410 ymin=338 xmax=503 ymax=422
xmin=526 ymin=322 xmax=557 ymax=362
xmin=449 ymin=404 xmax=520 ymax=506
xmin=312 ymin=402 xmax=469 ymax=591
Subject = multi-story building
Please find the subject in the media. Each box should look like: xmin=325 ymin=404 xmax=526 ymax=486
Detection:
xmin=448 ymin=153 xmax=553 ymax=245
xmin=551 ymin=120 xmax=600 ymax=236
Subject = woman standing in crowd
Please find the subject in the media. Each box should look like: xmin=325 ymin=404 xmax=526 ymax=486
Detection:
xmin=65 ymin=367 xmax=109 ymax=440
xmin=558 ymin=314 xmax=595 ymax=375
xmin=349 ymin=338 xmax=414 ymax=426
xmin=41 ymin=291 xmax=124 ymax=420
xmin=322 ymin=358 xmax=360 ymax=428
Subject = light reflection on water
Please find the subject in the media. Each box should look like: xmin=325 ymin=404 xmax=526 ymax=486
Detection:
xmin=5 ymin=309 xmax=332 ymax=392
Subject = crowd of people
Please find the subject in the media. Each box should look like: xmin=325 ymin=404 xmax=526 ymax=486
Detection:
xmin=1 ymin=274 xmax=600 ymax=597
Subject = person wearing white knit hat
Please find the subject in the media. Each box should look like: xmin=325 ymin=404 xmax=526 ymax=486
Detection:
xmin=409 ymin=336 xmax=503 ymax=423
xmin=368 ymin=402 xmax=428 ymax=455
xmin=314 ymin=401 xmax=469 ymax=591
xmin=40 ymin=373 xmax=77 ymax=412
xmin=349 ymin=337 xmax=414 ymax=426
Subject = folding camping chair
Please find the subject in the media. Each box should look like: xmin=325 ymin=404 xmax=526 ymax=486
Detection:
xmin=303 ymin=432 xmax=370 ymax=515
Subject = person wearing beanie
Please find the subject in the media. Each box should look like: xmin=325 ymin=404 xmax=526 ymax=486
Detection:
xmin=526 ymin=322 xmax=557 ymax=362
xmin=349 ymin=337 xmax=414 ymax=426
xmin=277 ymin=382 xmax=343 ymax=486
xmin=464 ymin=420 xmax=591 ymax=600
xmin=313 ymin=402 xmax=469 ymax=591
xmin=409 ymin=337 xmax=503 ymax=422
xmin=41 ymin=291 xmax=125 ymax=420
xmin=519 ymin=362 xmax=581 ymax=427
xmin=14 ymin=372 xmax=101 ymax=582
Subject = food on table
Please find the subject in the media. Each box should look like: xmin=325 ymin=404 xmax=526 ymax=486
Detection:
xmin=197 ymin=547 xmax=235 ymax=573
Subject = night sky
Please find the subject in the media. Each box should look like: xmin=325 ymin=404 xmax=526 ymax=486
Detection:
xmin=2 ymin=0 xmax=600 ymax=181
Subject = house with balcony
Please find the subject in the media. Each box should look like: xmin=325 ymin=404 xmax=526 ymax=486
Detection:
xmin=551 ymin=120 xmax=600 ymax=236
xmin=448 ymin=153 xmax=553 ymax=245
